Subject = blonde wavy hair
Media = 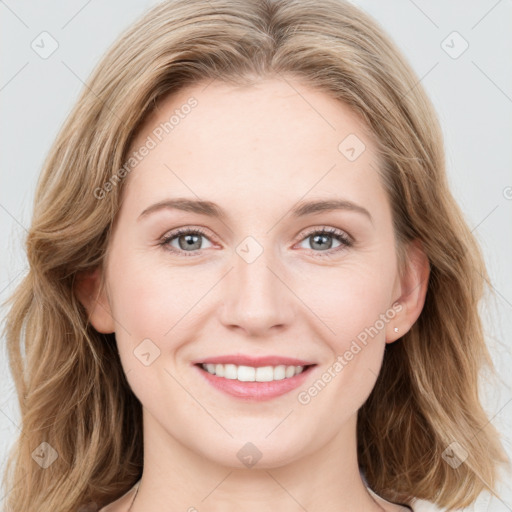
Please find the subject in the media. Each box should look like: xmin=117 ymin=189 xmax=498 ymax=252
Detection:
xmin=2 ymin=0 xmax=509 ymax=510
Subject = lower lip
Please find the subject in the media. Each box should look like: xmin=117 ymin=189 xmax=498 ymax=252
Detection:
xmin=194 ymin=364 xmax=316 ymax=401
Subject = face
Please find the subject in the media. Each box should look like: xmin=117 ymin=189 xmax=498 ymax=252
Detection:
xmin=83 ymin=77 xmax=426 ymax=470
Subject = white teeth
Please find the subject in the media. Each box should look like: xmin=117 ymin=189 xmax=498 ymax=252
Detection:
xmin=237 ymin=365 xmax=255 ymax=382
xmin=201 ymin=363 xmax=307 ymax=381
xmin=224 ymin=364 xmax=237 ymax=380
xmin=285 ymin=365 xmax=296 ymax=378
xmin=255 ymin=366 xmax=274 ymax=382
xmin=274 ymin=365 xmax=286 ymax=380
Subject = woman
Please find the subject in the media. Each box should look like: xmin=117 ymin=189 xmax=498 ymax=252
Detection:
xmin=1 ymin=0 xmax=508 ymax=511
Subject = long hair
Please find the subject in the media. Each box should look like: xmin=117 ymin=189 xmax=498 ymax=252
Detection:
xmin=2 ymin=0 xmax=508 ymax=510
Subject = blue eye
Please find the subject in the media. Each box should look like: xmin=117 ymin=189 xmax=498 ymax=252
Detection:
xmin=159 ymin=227 xmax=212 ymax=256
xmin=297 ymin=227 xmax=353 ymax=257
xmin=159 ymin=226 xmax=353 ymax=257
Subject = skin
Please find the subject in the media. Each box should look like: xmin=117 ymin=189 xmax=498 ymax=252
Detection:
xmin=76 ymin=77 xmax=429 ymax=512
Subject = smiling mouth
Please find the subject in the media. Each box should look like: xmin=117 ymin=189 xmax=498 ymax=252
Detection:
xmin=196 ymin=362 xmax=316 ymax=382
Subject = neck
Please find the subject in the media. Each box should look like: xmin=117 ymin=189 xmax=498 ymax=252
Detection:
xmin=130 ymin=409 xmax=387 ymax=512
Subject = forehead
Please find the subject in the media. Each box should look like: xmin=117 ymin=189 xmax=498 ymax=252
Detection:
xmin=121 ymin=77 xmax=387 ymax=223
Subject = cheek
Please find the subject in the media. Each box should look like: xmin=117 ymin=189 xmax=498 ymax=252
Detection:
xmin=296 ymin=273 xmax=392 ymax=425
xmin=105 ymin=255 xmax=189 ymax=407
xmin=105 ymin=248 xmax=188 ymax=372
xmin=107 ymin=242 xmax=201 ymax=334
xmin=295 ymin=259 xmax=395 ymax=347
xmin=110 ymin=270 xmax=171 ymax=336
xmin=291 ymin=256 xmax=395 ymax=412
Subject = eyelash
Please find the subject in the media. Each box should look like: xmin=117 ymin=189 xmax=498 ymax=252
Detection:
xmin=159 ymin=226 xmax=353 ymax=258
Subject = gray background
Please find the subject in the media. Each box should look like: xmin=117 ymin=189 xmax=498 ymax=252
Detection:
xmin=1 ymin=1 xmax=511 ymax=510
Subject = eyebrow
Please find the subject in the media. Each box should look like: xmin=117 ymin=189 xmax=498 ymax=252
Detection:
xmin=137 ymin=197 xmax=373 ymax=223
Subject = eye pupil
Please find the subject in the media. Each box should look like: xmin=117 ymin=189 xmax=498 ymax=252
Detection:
xmin=179 ymin=234 xmax=202 ymax=250
xmin=311 ymin=233 xmax=332 ymax=251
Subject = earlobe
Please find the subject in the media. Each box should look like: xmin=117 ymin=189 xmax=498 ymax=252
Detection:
xmin=386 ymin=239 xmax=430 ymax=343
xmin=74 ymin=266 xmax=116 ymax=334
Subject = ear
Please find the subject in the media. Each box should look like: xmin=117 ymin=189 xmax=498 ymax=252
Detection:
xmin=386 ymin=239 xmax=430 ymax=343
xmin=74 ymin=266 xmax=116 ymax=334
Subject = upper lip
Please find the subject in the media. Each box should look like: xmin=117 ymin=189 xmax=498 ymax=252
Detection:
xmin=194 ymin=355 xmax=316 ymax=367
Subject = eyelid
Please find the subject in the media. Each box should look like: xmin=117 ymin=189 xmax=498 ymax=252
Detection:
xmin=295 ymin=225 xmax=353 ymax=245
xmin=160 ymin=225 xmax=211 ymax=240
xmin=159 ymin=226 xmax=215 ymax=248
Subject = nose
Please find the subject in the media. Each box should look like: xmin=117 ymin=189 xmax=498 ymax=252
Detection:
xmin=218 ymin=243 xmax=296 ymax=337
